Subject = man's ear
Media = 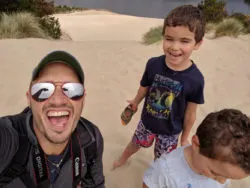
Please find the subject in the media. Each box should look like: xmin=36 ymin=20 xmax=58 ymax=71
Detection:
xmin=83 ymin=88 xmax=87 ymax=97
xmin=194 ymin=39 xmax=203 ymax=50
xmin=26 ymin=91 xmax=31 ymax=107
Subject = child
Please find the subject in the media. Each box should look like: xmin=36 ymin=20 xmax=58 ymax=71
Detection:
xmin=143 ymin=108 xmax=250 ymax=188
xmin=113 ymin=5 xmax=205 ymax=169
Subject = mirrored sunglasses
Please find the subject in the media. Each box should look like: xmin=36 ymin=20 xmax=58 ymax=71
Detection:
xmin=31 ymin=82 xmax=84 ymax=102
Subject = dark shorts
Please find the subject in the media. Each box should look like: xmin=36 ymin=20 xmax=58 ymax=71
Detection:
xmin=132 ymin=120 xmax=179 ymax=158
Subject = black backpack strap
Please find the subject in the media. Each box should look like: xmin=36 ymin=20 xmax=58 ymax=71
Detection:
xmin=79 ymin=118 xmax=97 ymax=186
xmin=0 ymin=108 xmax=34 ymax=187
xmin=84 ymin=121 xmax=97 ymax=164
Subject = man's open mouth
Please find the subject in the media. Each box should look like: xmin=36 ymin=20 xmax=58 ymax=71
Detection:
xmin=47 ymin=111 xmax=70 ymax=128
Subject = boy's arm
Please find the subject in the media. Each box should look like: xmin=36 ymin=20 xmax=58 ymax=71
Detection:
xmin=128 ymin=86 xmax=148 ymax=111
xmin=182 ymin=72 xmax=204 ymax=146
xmin=181 ymin=102 xmax=197 ymax=146
xmin=129 ymin=59 xmax=151 ymax=111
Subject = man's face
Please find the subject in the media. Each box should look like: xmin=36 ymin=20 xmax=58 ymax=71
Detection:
xmin=191 ymin=136 xmax=249 ymax=181
xmin=27 ymin=62 xmax=85 ymax=145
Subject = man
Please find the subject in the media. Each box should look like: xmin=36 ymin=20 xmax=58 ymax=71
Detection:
xmin=0 ymin=51 xmax=105 ymax=188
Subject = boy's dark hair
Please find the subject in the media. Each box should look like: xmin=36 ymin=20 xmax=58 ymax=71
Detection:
xmin=196 ymin=109 xmax=250 ymax=173
xmin=162 ymin=5 xmax=205 ymax=43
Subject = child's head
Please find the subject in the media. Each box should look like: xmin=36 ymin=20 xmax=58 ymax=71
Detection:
xmin=162 ymin=5 xmax=205 ymax=43
xmin=162 ymin=5 xmax=205 ymax=70
xmin=192 ymin=109 xmax=250 ymax=180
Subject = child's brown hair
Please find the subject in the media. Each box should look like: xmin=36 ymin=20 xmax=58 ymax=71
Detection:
xmin=196 ymin=109 xmax=250 ymax=174
xmin=162 ymin=5 xmax=205 ymax=43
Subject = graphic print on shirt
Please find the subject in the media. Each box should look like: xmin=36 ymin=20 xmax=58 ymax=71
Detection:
xmin=146 ymin=74 xmax=183 ymax=119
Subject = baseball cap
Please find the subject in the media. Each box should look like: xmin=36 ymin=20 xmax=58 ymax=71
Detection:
xmin=31 ymin=51 xmax=84 ymax=84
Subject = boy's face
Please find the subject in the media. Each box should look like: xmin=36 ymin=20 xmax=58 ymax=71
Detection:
xmin=162 ymin=26 xmax=202 ymax=69
xmin=191 ymin=135 xmax=249 ymax=181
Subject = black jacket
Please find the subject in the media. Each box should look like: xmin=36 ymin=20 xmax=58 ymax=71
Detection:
xmin=0 ymin=109 xmax=105 ymax=188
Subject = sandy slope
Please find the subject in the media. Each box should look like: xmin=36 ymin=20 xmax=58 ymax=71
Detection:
xmin=55 ymin=10 xmax=163 ymax=41
xmin=0 ymin=10 xmax=250 ymax=188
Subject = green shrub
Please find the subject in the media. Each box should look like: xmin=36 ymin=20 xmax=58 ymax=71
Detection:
xmin=244 ymin=0 xmax=250 ymax=6
xmin=30 ymin=0 xmax=55 ymax=17
xmin=54 ymin=5 xmax=87 ymax=14
xmin=215 ymin=18 xmax=244 ymax=37
xmin=246 ymin=15 xmax=250 ymax=33
xmin=0 ymin=0 xmax=19 ymax=12
xmin=39 ymin=16 xmax=61 ymax=39
xmin=55 ymin=5 xmax=72 ymax=13
xmin=0 ymin=12 xmax=47 ymax=39
xmin=198 ymin=0 xmax=227 ymax=23
xmin=230 ymin=13 xmax=247 ymax=23
xmin=230 ymin=13 xmax=250 ymax=33
xmin=142 ymin=25 xmax=163 ymax=45
xmin=0 ymin=0 xmax=55 ymax=17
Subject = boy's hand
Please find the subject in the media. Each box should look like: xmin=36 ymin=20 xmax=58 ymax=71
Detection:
xmin=181 ymin=139 xmax=190 ymax=146
xmin=127 ymin=99 xmax=138 ymax=112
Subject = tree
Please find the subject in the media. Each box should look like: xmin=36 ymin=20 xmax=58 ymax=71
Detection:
xmin=198 ymin=0 xmax=227 ymax=23
xmin=0 ymin=0 xmax=19 ymax=12
xmin=244 ymin=0 xmax=250 ymax=7
xmin=0 ymin=0 xmax=55 ymax=17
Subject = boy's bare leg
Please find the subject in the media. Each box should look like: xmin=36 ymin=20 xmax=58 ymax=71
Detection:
xmin=112 ymin=141 xmax=140 ymax=169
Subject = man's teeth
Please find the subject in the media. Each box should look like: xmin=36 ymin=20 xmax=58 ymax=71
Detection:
xmin=47 ymin=111 xmax=69 ymax=117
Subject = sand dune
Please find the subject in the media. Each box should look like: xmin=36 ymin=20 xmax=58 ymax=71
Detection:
xmin=55 ymin=10 xmax=163 ymax=41
xmin=0 ymin=10 xmax=250 ymax=188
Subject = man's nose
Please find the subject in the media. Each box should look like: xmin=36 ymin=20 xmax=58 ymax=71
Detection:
xmin=48 ymin=86 xmax=67 ymax=105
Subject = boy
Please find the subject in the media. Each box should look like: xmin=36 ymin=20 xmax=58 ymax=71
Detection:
xmin=113 ymin=5 xmax=205 ymax=169
xmin=143 ymin=108 xmax=250 ymax=188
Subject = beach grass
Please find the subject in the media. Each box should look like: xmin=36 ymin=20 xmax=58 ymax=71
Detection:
xmin=142 ymin=25 xmax=163 ymax=45
xmin=0 ymin=12 xmax=48 ymax=39
xmin=215 ymin=18 xmax=244 ymax=38
xmin=206 ymin=22 xmax=217 ymax=33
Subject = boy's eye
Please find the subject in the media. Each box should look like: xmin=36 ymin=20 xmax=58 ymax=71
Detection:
xmin=181 ymin=40 xmax=190 ymax=43
xmin=165 ymin=37 xmax=173 ymax=41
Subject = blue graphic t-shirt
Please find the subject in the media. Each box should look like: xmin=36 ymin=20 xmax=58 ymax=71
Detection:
xmin=140 ymin=55 xmax=204 ymax=135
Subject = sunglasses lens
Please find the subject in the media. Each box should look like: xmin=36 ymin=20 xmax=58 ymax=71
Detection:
xmin=62 ymin=83 xmax=84 ymax=100
xmin=31 ymin=83 xmax=55 ymax=102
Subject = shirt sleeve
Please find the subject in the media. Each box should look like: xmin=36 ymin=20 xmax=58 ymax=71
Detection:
xmin=143 ymin=158 xmax=169 ymax=188
xmin=187 ymin=76 xmax=205 ymax=104
xmin=0 ymin=117 xmax=19 ymax=174
xmin=140 ymin=60 xmax=151 ymax=87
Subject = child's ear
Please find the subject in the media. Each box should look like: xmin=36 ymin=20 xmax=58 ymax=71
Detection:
xmin=194 ymin=39 xmax=203 ymax=50
xmin=191 ymin=135 xmax=200 ymax=150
